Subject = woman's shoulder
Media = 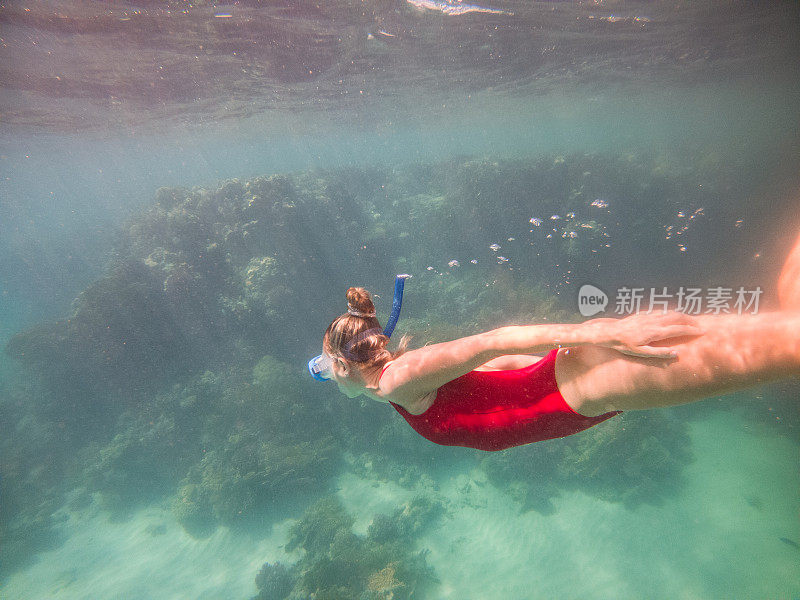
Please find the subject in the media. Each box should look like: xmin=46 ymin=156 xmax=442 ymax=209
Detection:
xmin=373 ymin=353 xmax=436 ymax=412
xmin=378 ymin=360 xmax=394 ymax=382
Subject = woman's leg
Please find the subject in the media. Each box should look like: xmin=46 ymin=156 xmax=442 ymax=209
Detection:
xmin=555 ymin=312 xmax=800 ymax=416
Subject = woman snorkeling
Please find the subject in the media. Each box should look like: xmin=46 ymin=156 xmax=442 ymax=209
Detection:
xmin=312 ymin=233 xmax=800 ymax=451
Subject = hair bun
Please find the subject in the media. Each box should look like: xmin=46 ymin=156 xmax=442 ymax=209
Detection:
xmin=346 ymin=287 xmax=376 ymax=317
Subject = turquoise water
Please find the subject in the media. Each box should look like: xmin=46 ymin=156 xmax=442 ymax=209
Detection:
xmin=2 ymin=2 xmax=800 ymax=598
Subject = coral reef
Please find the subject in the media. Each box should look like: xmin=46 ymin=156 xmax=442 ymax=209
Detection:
xmin=481 ymin=411 xmax=693 ymax=511
xmin=7 ymin=154 xmax=713 ymax=409
xmin=80 ymin=412 xmax=187 ymax=517
xmin=2 ymin=154 xmax=717 ymax=575
xmin=162 ymin=357 xmax=343 ymax=534
xmin=252 ymin=496 xmax=439 ymax=600
xmin=253 ymin=562 xmax=297 ymax=600
xmin=0 ymin=378 xmax=68 ymax=577
xmin=557 ymin=412 xmax=692 ymax=507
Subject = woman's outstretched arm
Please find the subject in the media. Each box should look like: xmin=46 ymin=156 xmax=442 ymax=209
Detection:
xmin=556 ymin=311 xmax=800 ymax=416
xmin=380 ymin=313 xmax=704 ymax=400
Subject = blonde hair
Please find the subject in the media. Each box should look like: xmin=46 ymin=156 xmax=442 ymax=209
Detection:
xmin=323 ymin=287 xmax=409 ymax=379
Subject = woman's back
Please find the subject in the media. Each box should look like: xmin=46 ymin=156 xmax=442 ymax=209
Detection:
xmin=388 ymin=349 xmax=619 ymax=451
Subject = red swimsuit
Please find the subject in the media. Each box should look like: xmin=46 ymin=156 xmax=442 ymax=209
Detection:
xmin=389 ymin=349 xmax=620 ymax=451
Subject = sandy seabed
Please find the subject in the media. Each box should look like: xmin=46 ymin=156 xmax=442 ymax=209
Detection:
xmin=4 ymin=411 xmax=798 ymax=600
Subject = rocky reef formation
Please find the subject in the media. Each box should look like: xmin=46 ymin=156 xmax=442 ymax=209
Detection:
xmin=251 ymin=496 xmax=440 ymax=600
xmin=6 ymin=155 xmax=722 ymax=413
xmin=480 ymin=411 xmax=693 ymax=513
xmin=3 ymin=154 xmax=735 ymax=579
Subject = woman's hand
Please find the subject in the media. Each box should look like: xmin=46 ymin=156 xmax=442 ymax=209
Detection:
xmin=582 ymin=312 xmax=705 ymax=358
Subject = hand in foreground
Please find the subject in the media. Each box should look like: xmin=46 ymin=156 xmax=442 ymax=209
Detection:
xmin=584 ymin=312 xmax=705 ymax=359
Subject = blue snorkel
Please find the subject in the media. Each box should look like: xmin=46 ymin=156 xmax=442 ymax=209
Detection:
xmin=382 ymin=274 xmax=407 ymax=338
xmin=308 ymin=274 xmax=410 ymax=382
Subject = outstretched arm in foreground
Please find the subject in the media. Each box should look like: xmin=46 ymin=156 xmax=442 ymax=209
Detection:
xmin=560 ymin=225 xmax=800 ymax=416
xmin=557 ymin=310 xmax=800 ymax=416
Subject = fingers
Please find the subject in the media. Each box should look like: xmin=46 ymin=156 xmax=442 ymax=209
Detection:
xmin=619 ymin=346 xmax=680 ymax=359
xmin=650 ymin=324 xmax=705 ymax=340
xmin=640 ymin=345 xmax=680 ymax=359
xmin=638 ymin=311 xmax=698 ymax=324
xmin=602 ymin=311 xmax=704 ymax=357
xmin=661 ymin=311 xmax=698 ymax=324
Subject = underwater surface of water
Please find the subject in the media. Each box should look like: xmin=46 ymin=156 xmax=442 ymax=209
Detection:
xmin=1 ymin=1 xmax=799 ymax=599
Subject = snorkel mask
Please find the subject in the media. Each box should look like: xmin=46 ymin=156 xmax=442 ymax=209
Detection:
xmin=308 ymin=274 xmax=410 ymax=382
